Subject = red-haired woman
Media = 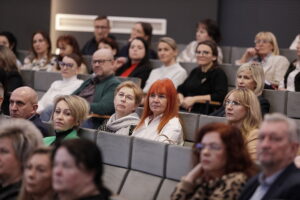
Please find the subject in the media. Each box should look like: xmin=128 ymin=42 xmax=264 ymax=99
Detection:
xmin=171 ymin=123 xmax=257 ymax=200
xmin=132 ymin=79 xmax=183 ymax=145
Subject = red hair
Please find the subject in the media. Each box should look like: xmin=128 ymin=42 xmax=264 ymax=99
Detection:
xmin=136 ymin=79 xmax=179 ymax=133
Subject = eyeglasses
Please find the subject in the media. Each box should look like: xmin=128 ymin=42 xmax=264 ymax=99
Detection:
xmin=195 ymin=50 xmax=211 ymax=56
xmin=254 ymin=39 xmax=271 ymax=44
xmin=194 ymin=142 xmax=223 ymax=152
xmin=95 ymin=26 xmax=108 ymax=29
xmin=224 ymin=99 xmax=241 ymax=106
xmin=92 ymin=59 xmax=112 ymax=65
xmin=58 ymin=61 xmax=74 ymax=68
xmin=117 ymin=92 xmax=134 ymax=101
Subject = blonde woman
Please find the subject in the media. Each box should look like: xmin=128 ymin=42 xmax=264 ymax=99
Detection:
xmin=236 ymin=32 xmax=289 ymax=88
xmin=224 ymin=88 xmax=262 ymax=159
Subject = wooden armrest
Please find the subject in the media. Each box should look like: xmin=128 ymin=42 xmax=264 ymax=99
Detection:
xmin=88 ymin=113 xmax=111 ymax=119
xmin=198 ymin=100 xmax=221 ymax=106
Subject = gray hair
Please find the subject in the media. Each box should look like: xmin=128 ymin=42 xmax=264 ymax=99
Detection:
xmin=0 ymin=118 xmax=43 ymax=170
xmin=263 ymin=113 xmax=299 ymax=143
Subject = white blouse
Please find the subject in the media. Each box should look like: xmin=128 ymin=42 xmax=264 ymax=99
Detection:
xmin=132 ymin=115 xmax=184 ymax=145
xmin=287 ymin=61 xmax=300 ymax=91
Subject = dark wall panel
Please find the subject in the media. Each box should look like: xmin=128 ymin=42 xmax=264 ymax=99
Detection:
xmin=219 ymin=0 xmax=300 ymax=48
xmin=52 ymin=0 xmax=218 ymax=48
xmin=0 ymin=0 xmax=51 ymax=50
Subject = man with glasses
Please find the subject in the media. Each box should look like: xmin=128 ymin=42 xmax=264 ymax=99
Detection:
xmin=239 ymin=113 xmax=300 ymax=200
xmin=73 ymin=48 xmax=120 ymax=128
xmin=82 ymin=15 xmax=115 ymax=55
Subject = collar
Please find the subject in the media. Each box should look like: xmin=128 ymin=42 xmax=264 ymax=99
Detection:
xmin=92 ymin=74 xmax=114 ymax=84
xmin=258 ymin=168 xmax=284 ymax=187
xmin=62 ymin=75 xmax=78 ymax=82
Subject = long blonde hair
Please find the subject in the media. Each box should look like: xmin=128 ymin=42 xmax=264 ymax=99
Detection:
xmin=225 ymin=88 xmax=262 ymax=137
xmin=255 ymin=31 xmax=280 ymax=55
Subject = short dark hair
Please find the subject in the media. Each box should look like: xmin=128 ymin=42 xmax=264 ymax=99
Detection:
xmin=196 ymin=40 xmax=219 ymax=67
xmin=137 ymin=22 xmax=153 ymax=45
xmin=0 ymin=31 xmax=18 ymax=55
xmin=198 ymin=19 xmax=221 ymax=44
xmin=98 ymin=37 xmax=119 ymax=55
xmin=95 ymin=15 xmax=110 ymax=27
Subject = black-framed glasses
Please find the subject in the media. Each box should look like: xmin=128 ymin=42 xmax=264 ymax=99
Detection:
xmin=58 ymin=61 xmax=74 ymax=68
xmin=195 ymin=50 xmax=211 ymax=56
xmin=254 ymin=39 xmax=271 ymax=44
xmin=92 ymin=59 xmax=112 ymax=65
xmin=194 ymin=142 xmax=223 ymax=152
xmin=224 ymin=99 xmax=241 ymax=106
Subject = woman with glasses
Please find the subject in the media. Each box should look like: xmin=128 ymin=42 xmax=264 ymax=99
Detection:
xmin=236 ymin=32 xmax=289 ymax=89
xmin=133 ymin=79 xmax=184 ymax=145
xmin=171 ymin=122 xmax=257 ymax=200
xmin=97 ymin=81 xmax=143 ymax=135
xmin=177 ymin=40 xmax=228 ymax=114
xmin=37 ymin=53 xmax=83 ymax=113
xmin=55 ymin=35 xmax=88 ymax=74
xmin=22 ymin=31 xmax=56 ymax=71
xmin=224 ymin=88 xmax=262 ymax=159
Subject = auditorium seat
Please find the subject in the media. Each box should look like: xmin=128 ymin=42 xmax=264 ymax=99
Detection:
xmin=219 ymin=63 xmax=239 ymax=88
xmin=230 ymin=46 xmax=247 ymax=64
xmin=33 ymin=71 xmax=61 ymax=99
xmin=117 ymin=76 xmax=142 ymax=88
xmin=78 ymin=127 xmax=97 ymax=141
xmin=220 ymin=46 xmax=232 ymax=64
xmin=179 ymin=112 xmax=200 ymax=143
xmin=262 ymin=89 xmax=288 ymax=114
xmin=82 ymin=55 xmax=93 ymax=73
xmin=198 ymin=114 xmax=227 ymax=129
xmin=179 ymin=62 xmax=197 ymax=75
xmin=286 ymin=91 xmax=300 ymax=119
xmin=20 ymin=69 xmax=35 ymax=88
xmin=280 ymin=48 xmax=297 ymax=62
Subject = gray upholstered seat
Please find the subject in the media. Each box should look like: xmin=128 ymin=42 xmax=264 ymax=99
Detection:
xmin=219 ymin=63 xmax=239 ymax=88
xmin=198 ymin=114 xmax=227 ymax=129
xmin=220 ymin=46 xmax=232 ymax=64
xmin=230 ymin=46 xmax=247 ymax=64
xmin=34 ymin=71 xmax=61 ymax=99
xmin=179 ymin=112 xmax=200 ymax=143
xmin=179 ymin=62 xmax=197 ymax=75
xmin=280 ymin=48 xmax=297 ymax=62
xmin=20 ymin=69 xmax=35 ymax=88
xmin=286 ymin=91 xmax=300 ymax=118
xmin=78 ymin=127 xmax=97 ymax=141
xmin=155 ymin=179 xmax=178 ymax=200
xmin=117 ymin=76 xmax=142 ymax=88
xmin=262 ymin=89 xmax=288 ymax=114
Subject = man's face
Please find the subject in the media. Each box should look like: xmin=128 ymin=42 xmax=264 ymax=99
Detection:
xmin=257 ymin=121 xmax=298 ymax=172
xmin=92 ymin=50 xmax=114 ymax=77
xmin=94 ymin=19 xmax=110 ymax=41
xmin=9 ymin=91 xmax=36 ymax=119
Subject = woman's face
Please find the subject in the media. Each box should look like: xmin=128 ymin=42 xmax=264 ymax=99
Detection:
xmin=225 ymin=93 xmax=247 ymax=124
xmin=129 ymin=39 xmax=146 ymax=62
xmin=157 ymin=42 xmax=177 ymax=66
xmin=149 ymin=92 xmax=168 ymax=118
xmin=58 ymin=41 xmax=73 ymax=57
xmin=53 ymin=147 xmax=94 ymax=194
xmin=130 ymin=23 xmax=146 ymax=41
xmin=196 ymin=44 xmax=216 ymax=66
xmin=0 ymin=36 xmax=10 ymax=48
xmin=255 ymin=36 xmax=274 ymax=56
xmin=33 ymin=33 xmax=49 ymax=55
xmin=60 ymin=56 xmax=78 ymax=79
xmin=114 ymin=86 xmax=137 ymax=117
xmin=199 ymin=131 xmax=226 ymax=176
xmin=196 ymin=25 xmax=212 ymax=42
xmin=0 ymin=137 xmax=22 ymax=184
xmin=53 ymin=100 xmax=77 ymax=131
xmin=24 ymin=154 xmax=52 ymax=195
xmin=236 ymin=69 xmax=256 ymax=91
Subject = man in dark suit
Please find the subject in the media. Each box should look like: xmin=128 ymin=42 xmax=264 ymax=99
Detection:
xmin=9 ymin=86 xmax=49 ymax=137
xmin=239 ymin=113 xmax=300 ymax=200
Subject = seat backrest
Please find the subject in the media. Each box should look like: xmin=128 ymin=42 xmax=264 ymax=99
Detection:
xmin=131 ymin=137 xmax=167 ymax=177
xmin=179 ymin=62 xmax=197 ymax=75
xmin=177 ymin=43 xmax=187 ymax=54
xmin=165 ymin=145 xmax=193 ymax=181
xmin=219 ymin=63 xmax=239 ymax=87
xmin=82 ymin=55 xmax=93 ymax=73
xmin=117 ymin=76 xmax=142 ymax=88
xmin=230 ymin=46 xmax=247 ymax=64
xmin=220 ymin=46 xmax=232 ymax=64
xmin=97 ymin=131 xmax=132 ymax=168
xmin=34 ymin=71 xmax=61 ymax=92
xmin=17 ymin=50 xmax=29 ymax=64
xmin=20 ymin=69 xmax=35 ymax=87
xmin=179 ymin=112 xmax=199 ymax=142
xmin=262 ymin=89 xmax=288 ymax=114
xmin=280 ymin=48 xmax=297 ymax=62
xmin=78 ymin=127 xmax=97 ymax=142
xmin=286 ymin=91 xmax=300 ymax=118
xmin=198 ymin=114 xmax=227 ymax=129
xmin=77 ymin=73 xmax=91 ymax=81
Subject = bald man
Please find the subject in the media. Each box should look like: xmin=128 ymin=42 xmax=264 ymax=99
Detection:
xmin=10 ymin=86 xmax=49 ymax=136
xmin=73 ymin=48 xmax=121 ymax=128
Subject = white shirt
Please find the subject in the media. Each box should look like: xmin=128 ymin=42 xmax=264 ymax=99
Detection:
xmin=37 ymin=76 xmax=83 ymax=113
xmin=132 ymin=115 xmax=184 ymax=145
xmin=143 ymin=62 xmax=188 ymax=93
xmin=287 ymin=61 xmax=300 ymax=91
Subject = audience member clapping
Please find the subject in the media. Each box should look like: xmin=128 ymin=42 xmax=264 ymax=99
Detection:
xmin=177 ymin=40 xmax=227 ymax=114
xmin=43 ymin=95 xmax=89 ymax=146
xmin=22 ymin=31 xmax=56 ymax=71
xmin=224 ymin=88 xmax=262 ymax=159
xmin=236 ymin=31 xmax=289 ymax=89
xmin=133 ymin=79 xmax=184 ymax=145
xmin=97 ymin=81 xmax=143 ymax=135
xmin=116 ymin=37 xmax=152 ymax=88
xmin=177 ymin=19 xmax=223 ymax=64
xmin=171 ymin=122 xmax=257 ymax=200
xmin=17 ymin=147 xmax=55 ymax=200
xmin=52 ymin=138 xmax=111 ymax=200
xmin=0 ymin=118 xmax=43 ymax=200
xmin=37 ymin=53 xmax=84 ymax=113
xmin=143 ymin=37 xmax=187 ymax=93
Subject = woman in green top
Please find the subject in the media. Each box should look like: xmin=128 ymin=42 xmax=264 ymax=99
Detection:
xmin=43 ymin=95 xmax=89 ymax=146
